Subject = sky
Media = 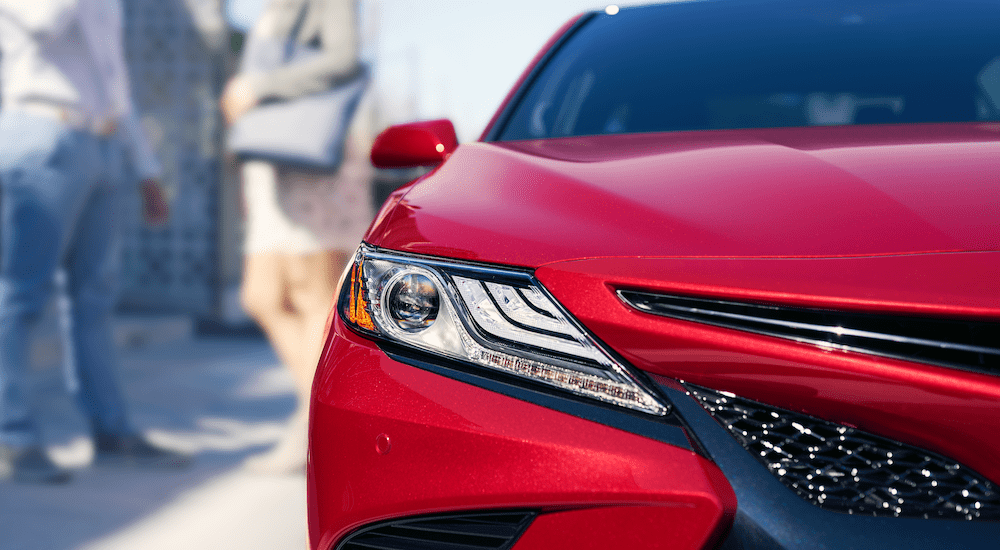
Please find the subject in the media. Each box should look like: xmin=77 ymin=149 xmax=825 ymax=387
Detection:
xmin=370 ymin=0 xmax=618 ymax=141
xmin=227 ymin=0 xmax=662 ymax=142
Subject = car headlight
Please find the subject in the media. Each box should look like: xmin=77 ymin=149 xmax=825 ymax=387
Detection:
xmin=340 ymin=245 xmax=669 ymax=415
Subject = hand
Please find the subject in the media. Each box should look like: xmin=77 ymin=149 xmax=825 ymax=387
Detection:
xmin=221 ymin=75 xmax=258 ymax=125
xmin=141 ymin=178 xmax=170 ymax=227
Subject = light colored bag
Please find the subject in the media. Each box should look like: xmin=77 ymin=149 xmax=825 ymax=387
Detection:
xmin=227 ymin=64 xmax=369 ymax=170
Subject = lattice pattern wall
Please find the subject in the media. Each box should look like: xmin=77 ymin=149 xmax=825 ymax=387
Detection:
xmin=119 ymin=0 xmax=225 ymax=315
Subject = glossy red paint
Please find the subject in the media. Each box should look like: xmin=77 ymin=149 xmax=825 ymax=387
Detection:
xmin=307 ymin=317 xmax=736 ymax=550
xmin=534 ymin=254 xmax=1000 ymax=484
xmin=370 ymin=119 xmax=458 ymax=169
xmin=368 ymin=124 xmax=1000 ymax=267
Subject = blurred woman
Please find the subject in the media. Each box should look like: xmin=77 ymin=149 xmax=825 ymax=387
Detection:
xmin=221 ymin=0 xmax=373 ymax=474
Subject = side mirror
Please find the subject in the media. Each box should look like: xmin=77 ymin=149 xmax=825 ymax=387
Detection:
xmin=370 ymin=119 xmax=458 ymax=169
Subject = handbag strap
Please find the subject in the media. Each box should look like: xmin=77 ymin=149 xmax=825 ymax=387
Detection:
xmin=283 ymin=0 xmax=313 ymax=62
xmin=241 ymin=0 xmax=313 ymax=72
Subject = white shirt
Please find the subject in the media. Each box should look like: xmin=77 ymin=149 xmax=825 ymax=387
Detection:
xmin=0 ymin=0 xmax=162 ymax=179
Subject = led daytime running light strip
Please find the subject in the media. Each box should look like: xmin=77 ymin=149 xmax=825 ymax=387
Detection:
xmin=475 ymin=349 xmax=664 ymax=410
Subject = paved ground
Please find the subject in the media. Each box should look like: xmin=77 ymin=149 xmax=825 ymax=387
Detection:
xmin=0 ymin=317 xmax=308 ymax=550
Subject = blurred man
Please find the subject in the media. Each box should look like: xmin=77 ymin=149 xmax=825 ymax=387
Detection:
xmin=0 ymin=0 xmax=187 ymax=484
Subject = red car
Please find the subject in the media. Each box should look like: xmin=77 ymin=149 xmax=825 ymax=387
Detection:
xmin=308 ymin=1 xmax=1000 ymax=549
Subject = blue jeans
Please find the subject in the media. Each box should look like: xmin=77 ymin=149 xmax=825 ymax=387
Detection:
xmin=0 ymin=110 xmax=133 ymax=447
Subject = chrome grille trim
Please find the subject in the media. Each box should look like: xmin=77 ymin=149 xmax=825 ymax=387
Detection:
xmin=618 ymin=290 xmax=1000 ymax=374
xmin=685 ymin=384 xmax=1000 ymax=520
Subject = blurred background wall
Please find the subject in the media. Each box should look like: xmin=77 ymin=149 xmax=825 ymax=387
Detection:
xmin=118 ymin=0 xmax=228 ymax=317
xmin=116 ymin=0 xmax=654 ymax=323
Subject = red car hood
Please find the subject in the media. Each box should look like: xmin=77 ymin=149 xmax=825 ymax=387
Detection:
xmin=371 ymin=123 xmax=1000 ymax=266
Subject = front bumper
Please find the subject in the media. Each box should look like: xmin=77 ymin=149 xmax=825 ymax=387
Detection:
xmin=308 ymin=315 xmax=1000 ymax=550
xmin=308 ymin=316 xmax=734 ymax=550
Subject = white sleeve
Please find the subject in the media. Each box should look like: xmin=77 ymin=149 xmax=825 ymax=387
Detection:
xmin=0 ymin=0 xmax=79 ymax=37
xmin=78 ymin=0 xmax=162 ymax=180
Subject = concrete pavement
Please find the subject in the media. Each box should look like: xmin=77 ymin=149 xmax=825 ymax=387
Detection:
xmin=0 ymin=317 xmax=309 ymax=550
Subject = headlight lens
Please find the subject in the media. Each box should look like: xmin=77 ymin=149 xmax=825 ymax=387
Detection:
xmin=340 ymin=245 xmax=668 ymax=415
xmin=386 ymin=272 xmax=439 ymax=331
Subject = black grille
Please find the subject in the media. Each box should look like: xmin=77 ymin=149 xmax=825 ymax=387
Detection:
xmin=685 ymin=384 xmax=1000 ymax=520
xmin=338 ymin=511 xmax=536 ymax=550
xmin=617 ymin=291 xmax=1000 ymax=375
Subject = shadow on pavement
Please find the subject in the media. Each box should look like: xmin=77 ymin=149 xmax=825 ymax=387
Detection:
xmin=0 ymin=333 xmax=307 ymax=550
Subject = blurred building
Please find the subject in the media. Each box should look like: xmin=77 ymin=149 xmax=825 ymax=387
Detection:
xmin=118 ymin=0 xmax=229 ymax=318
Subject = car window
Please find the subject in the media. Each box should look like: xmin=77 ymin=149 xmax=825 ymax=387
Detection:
xmin=496 ymin=0 xmax=1000 ymax=141
xmin=980 ymin=57 xmax=1000 ymax=116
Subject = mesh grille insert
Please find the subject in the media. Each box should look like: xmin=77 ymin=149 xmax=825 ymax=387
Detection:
xmin=686 ymin=384 xmax=1000 ymax=520
xmin=618 ymin=290 xmax=1000 ymax=375
xmin=338 ymin=511 xmax=536 ymax=550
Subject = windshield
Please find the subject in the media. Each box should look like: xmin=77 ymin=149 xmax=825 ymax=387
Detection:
xmin=495 ymin=0 xmax=1000 ymax=141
